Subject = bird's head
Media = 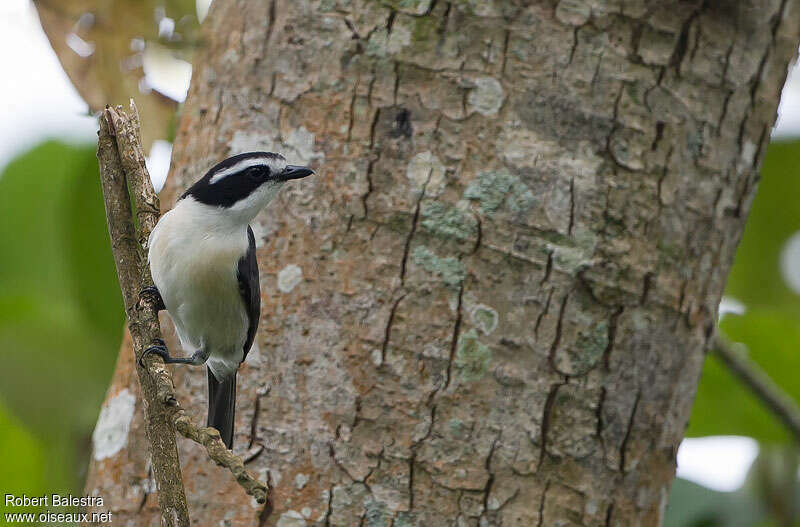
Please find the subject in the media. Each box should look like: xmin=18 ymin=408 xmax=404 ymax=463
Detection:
xmin=182 ymin=152 xmax=314 ymax=223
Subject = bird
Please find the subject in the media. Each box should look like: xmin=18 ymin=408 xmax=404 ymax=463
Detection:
xmin=139 ymin=151 xmax=314 ymax=449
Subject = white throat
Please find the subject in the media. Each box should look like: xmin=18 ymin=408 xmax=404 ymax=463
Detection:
xmin=179 ymin=182 xmax=283 ymax=229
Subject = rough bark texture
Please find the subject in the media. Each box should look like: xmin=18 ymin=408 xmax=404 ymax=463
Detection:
xmin=85 ymin=0 xmax=800 ymax=525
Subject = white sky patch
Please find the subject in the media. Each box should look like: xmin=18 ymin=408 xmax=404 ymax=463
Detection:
xmin=142 ymin=44 xmax=192 ymax=102
xmin=196 ymin=0 xmax=213 ymax=23
xmin=677 ymin=436 xmax=758 ymax=492
xmin=158 ymin=17 xmax=176 ymax=39
xmin=65 ymin=32 xmax=94 ymax=57
xmin=278 ymin=264 xmax=303 ymax=293
xmin=0 ymin=0 xmax=96 ymax=171
xmin=718 ymin=296 xmax=746 ymax=321
xmin=780 ymin=231 xmax=800 ymax=293
xmin=773 ymin=51 xmax=800 ymax=139
xmin=145 ymin=139 xmax=172 ymax=193
xmin=91 ymin=389 xmax=136 ymax=461
xmin=146 ymin=140 xmax=173 ymax=193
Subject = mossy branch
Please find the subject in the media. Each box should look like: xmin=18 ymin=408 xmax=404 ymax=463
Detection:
xmin=96 ymin=102 xmax=270 ymax=525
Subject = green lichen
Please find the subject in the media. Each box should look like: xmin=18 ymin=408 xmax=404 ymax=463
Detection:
xmin=394 ymin=513 xmax=415 ymax=527
xmin=455 ymin=329 xmax=492 ymax=382
xmin=412 ymin=246 xmax=466 ymax=287
xmin=471 ymin=305 xmax=498 ymax=335
xmin=552 ymin=245 xmax=589 ymax=274
xmin=364 ymin=499 xmax=390 ymax=527
xmin=420 ymin=201 xmax=477 ymax=241
xmin=571 ymin=322 xmax=608 ymax=372
xmin=464 ymin=171 xmax=535 ymax=216
xmin=448 ymin=418 xmax=466 ymax=438
xmin=365 ymin=32 xmax=387 ymax=57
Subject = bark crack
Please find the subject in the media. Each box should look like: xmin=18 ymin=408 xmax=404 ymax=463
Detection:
xmin=538 ymin=382 xmax=566 ymax=471
xmin=248 ymin=384 xmax=270 ymax=449
xmin=619 ymin=390 xmax=642 ymax=473
xmin=481 ymin=435 xmax=500 ymax=516
xmin=399 ymin=168 xmax=433 ymax=284
xmin=361 ymin=108 xmax=381 ymax=219
xmin=501 ymin=27 xmax=510 ymax=76
xmin=603 ymin=307 xmax=624 ymax=370
xmin=568 ymin=175 xmax=576 ymax=235
xmin=534 ymin=289 xmax=554 ymax=339
xmin=323 ymin=483 xmax=334 ymax=526
xmin=262 ymin=0 xmax=277 ymax=60
xmin=596 ymin=386 xmax=607 ymax=463
xmin=548 ymin=295 xmax=569 ymax=373
xmin=346 ymin=78 xmax=359 ymax=144
xmin=381 ymin=293 xmax=408 ymax=363
xmin=639 ymin=272 xmax=654 ymax=305
xmin=540 ymin=251 xmax=554 ymax=285
xmin=536 ymin=480 xmax=551 ymax=527
xmin=443 ymin=283 xmax=465 ymax=390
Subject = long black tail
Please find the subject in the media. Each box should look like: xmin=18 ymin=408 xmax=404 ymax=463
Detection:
xmin=207 ymin=368 xmax=236 ymax=449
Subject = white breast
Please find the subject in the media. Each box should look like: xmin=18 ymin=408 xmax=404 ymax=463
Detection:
xmin=148 ymin=197 xmax=250 ymax=379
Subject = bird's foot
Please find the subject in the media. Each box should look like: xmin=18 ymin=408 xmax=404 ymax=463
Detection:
xmin=139 ymin=342 xmax=207 ymax=367
xmin=140 ymin=343 xmax=169 ymax=367
xmin=139 ymin=286 xmax=165 ymax=311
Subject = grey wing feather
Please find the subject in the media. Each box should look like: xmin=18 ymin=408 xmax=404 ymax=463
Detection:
xmin=237 ymin=226 xmax=261 ymax=362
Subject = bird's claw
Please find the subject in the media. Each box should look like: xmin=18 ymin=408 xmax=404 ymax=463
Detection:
xmin=139 ymin=286 xmax=165 ymax=311
xmin=140 ymin=343 xmax=169 ymax=367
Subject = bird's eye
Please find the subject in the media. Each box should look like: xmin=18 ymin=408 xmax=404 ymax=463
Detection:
xmin=246 ymin=166 xmax=263 ymax=180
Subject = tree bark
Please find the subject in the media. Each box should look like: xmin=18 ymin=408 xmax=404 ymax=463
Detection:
xmin=85 ymin=0 xmax=800 ymax=525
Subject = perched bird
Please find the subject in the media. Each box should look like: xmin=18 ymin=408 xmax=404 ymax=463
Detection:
xmin=140 ymin=152 xmax=314 ymax=448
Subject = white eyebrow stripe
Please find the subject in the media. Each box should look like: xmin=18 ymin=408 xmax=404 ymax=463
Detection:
xmin=209 ymin=158 xmax=269 ymax=184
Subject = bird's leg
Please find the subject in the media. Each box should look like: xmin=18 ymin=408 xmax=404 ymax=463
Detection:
xmin=139 ymin=286 xmax=166 ymax=311
xmin=140 ymin=341 xmax=209 ymax=367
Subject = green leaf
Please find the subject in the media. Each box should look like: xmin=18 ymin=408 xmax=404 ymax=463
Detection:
xmin=0 ymin=141 xmax=124 ymax=493
xmin=687 ymin=311 xmax=796 ymax=442
xmin=0 ymin=399 xmax=47 ymax=517
xmin=724 ymin=141 xmax=800 ymax=314
xmin=664 ymin=477 xmax=763 ymax=527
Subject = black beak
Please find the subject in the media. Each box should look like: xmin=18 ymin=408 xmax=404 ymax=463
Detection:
xmin=280 ymin=165 xmax=315 ymax=181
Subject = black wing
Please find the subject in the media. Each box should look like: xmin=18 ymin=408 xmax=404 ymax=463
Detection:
xmin=237 ymin=226 xmax=261 ymax=362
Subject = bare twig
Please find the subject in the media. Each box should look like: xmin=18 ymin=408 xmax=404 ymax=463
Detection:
xmin=97 ymin=102 xmax=270 ymax=525
xmin=712 ymin=333 xmax=800 ymax=443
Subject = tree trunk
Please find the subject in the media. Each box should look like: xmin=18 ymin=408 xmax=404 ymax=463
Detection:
xmin=84 ymin=0 xmax=800 ymax=525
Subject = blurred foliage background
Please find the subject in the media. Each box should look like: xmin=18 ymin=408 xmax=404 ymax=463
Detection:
xmin=1 ymin=0 xmax=800 ymax=525
xmin=0 ymin=142 xmax=124 ymax=518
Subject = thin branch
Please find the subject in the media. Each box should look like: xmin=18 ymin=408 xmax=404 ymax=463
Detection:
xmin=712 ymin=333 xmax=800 ymax=443
xmin=97 ymin=107 xmax=189 ymax=527
xmin=97 ymin=102 xmax=270 ymax=525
